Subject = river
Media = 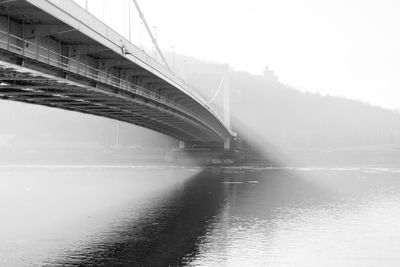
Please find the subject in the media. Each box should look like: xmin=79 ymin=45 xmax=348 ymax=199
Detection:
xmin=1 ymin=164 xmax=400 ymax=266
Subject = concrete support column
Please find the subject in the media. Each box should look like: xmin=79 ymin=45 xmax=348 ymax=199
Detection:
xmin=178 ymin=140 xmax=185 ymax=149
xmin=224 ymin=138 xmax=231 ymax=150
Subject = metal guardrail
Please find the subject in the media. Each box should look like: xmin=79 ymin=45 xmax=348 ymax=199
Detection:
xmin=64 ymin=0 xmax=215 ymax=119
xmin=0 ymin=29 xmax=225 ymax=134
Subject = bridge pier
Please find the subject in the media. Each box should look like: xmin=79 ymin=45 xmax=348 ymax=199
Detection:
xmin=224 ymin=138 xmax=231 ymax=150
xmin=178 ymin=140 xmax=185 ymax=149
xmin=164 ymin=137 xmax=247 ymax=165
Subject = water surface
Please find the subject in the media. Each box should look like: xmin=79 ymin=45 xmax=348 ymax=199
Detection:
xmin=1 ymin=165 xmax=400 ymax=266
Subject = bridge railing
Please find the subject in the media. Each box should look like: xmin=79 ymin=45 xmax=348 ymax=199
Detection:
xmin=0 ymin=29 xmax=225 ymax=135
xmin=63 ymin=0 xmax=221 ymax=125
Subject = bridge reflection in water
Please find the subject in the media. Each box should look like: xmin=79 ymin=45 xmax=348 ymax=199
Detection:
xmin=2 ymin=166 xmax=400 ymax=266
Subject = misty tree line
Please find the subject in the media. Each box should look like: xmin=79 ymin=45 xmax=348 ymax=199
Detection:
xmin=229 ymin=71 xmax=400 ymax=150
xmin=181 ymin=56 xmax=400 ymax=150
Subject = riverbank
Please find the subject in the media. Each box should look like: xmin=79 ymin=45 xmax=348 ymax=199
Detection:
xmin=1 ymin=146 xmax=400 ymax=167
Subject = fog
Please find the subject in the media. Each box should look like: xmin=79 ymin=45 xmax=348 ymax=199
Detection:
xmin=2 ymin=50 xmax=400 ymax=165
xmin=0 ymin=100 xmax=177 ymax=164
xmin=172 ymin=53 xmax=400 ymax=166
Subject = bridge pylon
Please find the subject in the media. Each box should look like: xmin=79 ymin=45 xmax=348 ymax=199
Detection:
xmin=222 ymin=64 xmax=232 ymax=150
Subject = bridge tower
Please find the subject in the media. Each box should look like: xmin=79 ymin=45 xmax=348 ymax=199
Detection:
xmin=222 ymin=65 xmax=232 ymax=150
xmin=207 ymin=64 xmax=232 ymax=150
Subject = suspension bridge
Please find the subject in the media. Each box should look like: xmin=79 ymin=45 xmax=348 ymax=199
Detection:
xmin=0 ymin=0 xmax=235 ymax=149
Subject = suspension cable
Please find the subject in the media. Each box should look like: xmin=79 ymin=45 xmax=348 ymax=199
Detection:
xmin=132 ymin=0 xmax=171 ymax=71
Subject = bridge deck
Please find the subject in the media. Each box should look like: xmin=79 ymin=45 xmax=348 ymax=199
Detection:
xmin=0 ymin=0 xmax=232 ymax=144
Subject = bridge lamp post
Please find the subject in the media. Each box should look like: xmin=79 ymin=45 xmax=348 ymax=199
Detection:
xmin=153 ymin=26 xmax=158 ymax=60
xmin=103 ymin=0 xmax=106 ymax=20
xmin=128 ymin=0 xmax=132 ymax=42
xmin=170 ymin=45 xmax=175 ymax=73
xmin=139 ymin=21 xmax=144 ymax=49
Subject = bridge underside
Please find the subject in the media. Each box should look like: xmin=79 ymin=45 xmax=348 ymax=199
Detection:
xmin=0 ymin=59 xmax=223 ymax=143
xmin=0 ymin=0 xmax=232 ymax=145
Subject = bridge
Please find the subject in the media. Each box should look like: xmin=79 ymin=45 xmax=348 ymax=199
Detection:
xmin=0 ymin=0 xmax=234 ymax=149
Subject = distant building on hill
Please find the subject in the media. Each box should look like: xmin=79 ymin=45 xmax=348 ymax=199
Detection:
xmin=0 ymin=134 xmax=14 ymax=148
xmin=263 ymin=66 xmax=278 ymax=83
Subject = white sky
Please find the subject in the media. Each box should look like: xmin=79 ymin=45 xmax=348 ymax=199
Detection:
xmin=75 ymin=0 xmax=400 ymax=110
